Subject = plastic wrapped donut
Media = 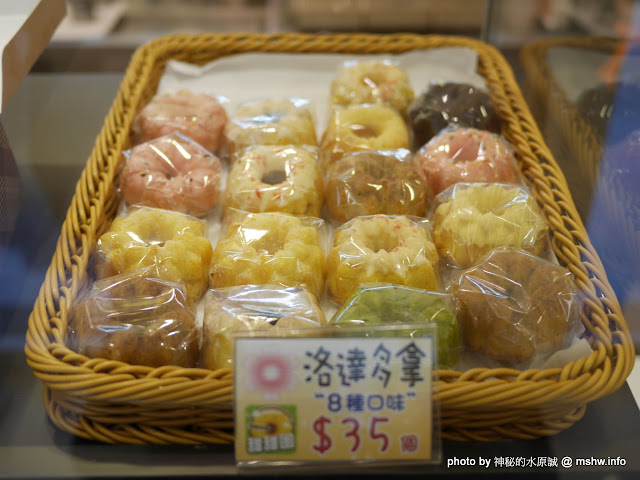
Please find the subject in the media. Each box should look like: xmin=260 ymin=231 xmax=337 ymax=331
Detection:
xmin=414 ymin=127 xmax=519 ymax=197
xmin=448 ymin=248 xmax=583 ymax=366
xmin=68 ymin=267 xmax=199 ymax=368
xmin=132 ymin=89 xmax=228 ymax=153
xmin=225 ymin=98 xmax=317 ymax=158
xmin=326 ymin=215 xmax=440 ymax=304
xmin=320 ymin=104 xmax=410 ymax=169
xmin=330 ymin=60 xmax=414 ymax=114
xmin=432 ymin=183 xmax=549 ymax=269
xmin=120 ymin=133 xmax=223 ymax=216
xmin=325 ymin=149 xmax=428 ymax=222
xmin=95 ymin=207 xmax=213 ymax=304
xmin=211 ymin=212 xmax=326 ymax=297
xmin=201 ymin=284 xmax=326 ymax=370
xmin=224 ymin=145 xmax=323 ymax=217
xmin=408 ymin=82 xmax=501 ymax=149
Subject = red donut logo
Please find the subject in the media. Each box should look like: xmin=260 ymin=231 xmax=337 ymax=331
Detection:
xmin=245 ymin=352 xmax=297 ymax=400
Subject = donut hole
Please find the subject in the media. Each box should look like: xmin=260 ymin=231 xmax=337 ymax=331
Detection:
xmin=262 ymin=170 xmax=288 ymax=185
xmin=350 ymin=123 xmax=378 ymax=138
xmin=249 ymin=228 xmax=285 ymax=256
xmin=368 ymin=229 xmax=399 ymax=253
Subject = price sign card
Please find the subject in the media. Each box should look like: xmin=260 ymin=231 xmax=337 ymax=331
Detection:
xmin=234 ymin=327 xmax=438 ymax=467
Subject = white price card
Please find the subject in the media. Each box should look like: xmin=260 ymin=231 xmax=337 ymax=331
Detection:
xmin=234 ymin=327 xmax=438 ymax=467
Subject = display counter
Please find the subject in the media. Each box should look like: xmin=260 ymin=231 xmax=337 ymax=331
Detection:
xmin=1 ymin=28 xmax=639 ymax=478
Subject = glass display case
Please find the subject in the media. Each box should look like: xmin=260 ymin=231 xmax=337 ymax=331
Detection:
xmin=1 ymin=0 xmax=639 ymax=478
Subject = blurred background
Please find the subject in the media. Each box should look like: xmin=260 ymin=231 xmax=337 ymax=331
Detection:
xmin=39 ymin=0 xmax=628 ymax=71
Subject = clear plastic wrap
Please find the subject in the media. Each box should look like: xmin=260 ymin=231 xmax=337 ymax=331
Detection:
xmin=329 ymin=60 xmax=415 ymax=114
xmin=432 ymin=183 xmax=549 ymax=269
xmin=324 ymin=149 xmax=429 ymax=223
xmin=132 ymin=89 xmax=228 ymax=153
xmin=201 ymin=284 xmax=326 ymax=370
xmin=414 ymin=127 xmax=520 ymax=197
xmin=326 ymin=215 xmax=440 ymax=305
xmin=210 ymin=211 xmax=326 ymax=297
xmin=331 ymin=284 xmax=460 ymax=368
xmin=447 ymin=248 xmax=583 ymax=367
xmin=225 ymin=98 xmax=317 ymax=158
xmin=119 ymin=133 xmax=223 ymax=217
xmin=408 ymin=82 xmax=502 ymax=150
xmin=68 ymin=267 xmax=199 ymax=368
xmin=224 ymin=145 xmax=323 ymax=217
xmin=95 ymin=207 xmax=213 ymax=304
xmin=319 ymin=104 xmax=410 ymax=169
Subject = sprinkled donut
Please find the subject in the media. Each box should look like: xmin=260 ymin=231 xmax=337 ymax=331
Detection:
xmin=132 ymin=89 xmax=228 ymax=153
xmin=415 ymin=127 xmax=519 ymax=197
xmin=326 ymin=215 xmax=440 ymax=304
xmin=224 ymin=145 xmax=323 ymax=217
xmin=120 ymin=133 xmax=223 ymax=216
xmin=330 ymin=61 xmax=414 ymax=114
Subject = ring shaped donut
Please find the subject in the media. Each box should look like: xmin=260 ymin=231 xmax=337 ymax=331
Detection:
xmin=327 ymin=215 xmax=440 ymax=304
xmin=320 ymin=105 xmax=410 ymax=169
xmin=330 ymin=61 xmax=414 ymax=114
xmin=96 ymin=207 xmax=213 ymax=304
xmin=225 ymin=145 xmax=322 ymax=216
xmin=415 ymin=128 xmax=519 ymax=197
xmin=120 ymin=133 xmax=223 ymax=216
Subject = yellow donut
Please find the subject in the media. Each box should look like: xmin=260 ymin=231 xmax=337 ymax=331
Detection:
xmin=95 ymin=207 xmax=213 ymax=304
xmin=433 ymin=183 xmax=549 ymax=268
xmin=224 ymin=145 xmax=323 ymax=217
xmin=201 ymin=285 xmax=326 ymax=370
xmin=330 ymin=61 xmax=415 ymax=114
xmin=320 ymin=105 xmax=410 ymax=169
xmin=211 ymin=212 xmax=325 ymax=297
xmin=326 ymin=215 xmax=440 ymax=304
xmin=225 ymin=99 xmax=317 ymax=158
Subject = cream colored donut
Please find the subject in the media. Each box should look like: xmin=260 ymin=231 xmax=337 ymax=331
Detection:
xmin=201 ymin=285 xmax=326 ymax=370
xmin=433 ymin=183 xmax=549 ymax=268
xmin=211 ymin=212 xmax=325 ymax=297
xmin=330 ymin=61 xmax=415 ymax=114
xmin=224 ymin=145 xmax=323 ymax=217
xmin=327 ymin=215 xmax=440 ymax=304
xmin=225 ymin=99 xmax=317 ymax=158
xmin=320 ymin=105 xmax=410 ymax=169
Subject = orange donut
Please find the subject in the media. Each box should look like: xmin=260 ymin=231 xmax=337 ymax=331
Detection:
xmin=120 ymin=133 xmax=223 ymax=216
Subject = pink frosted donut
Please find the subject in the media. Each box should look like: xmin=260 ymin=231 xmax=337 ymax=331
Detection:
xmin=120 ymin=134 xmax=222 ymax=216
xmin=133 ymin=89 xmax=228 ymax=153
xmin=414 ymin=127 xmax=519 ymax=196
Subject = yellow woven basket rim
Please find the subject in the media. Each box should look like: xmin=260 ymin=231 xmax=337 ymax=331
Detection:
xmin=24 ymin=33 xmax=635 ymax=443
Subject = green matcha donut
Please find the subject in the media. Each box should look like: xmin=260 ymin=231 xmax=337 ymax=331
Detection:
xmin=331 ymin=284 xmax=460 ymax=368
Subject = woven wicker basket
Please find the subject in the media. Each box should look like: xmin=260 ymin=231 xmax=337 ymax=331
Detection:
xmin=25 ymin=33 xmax=634 ymax=444
xmin=520 ymin=36 xmax=619 ymax=191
